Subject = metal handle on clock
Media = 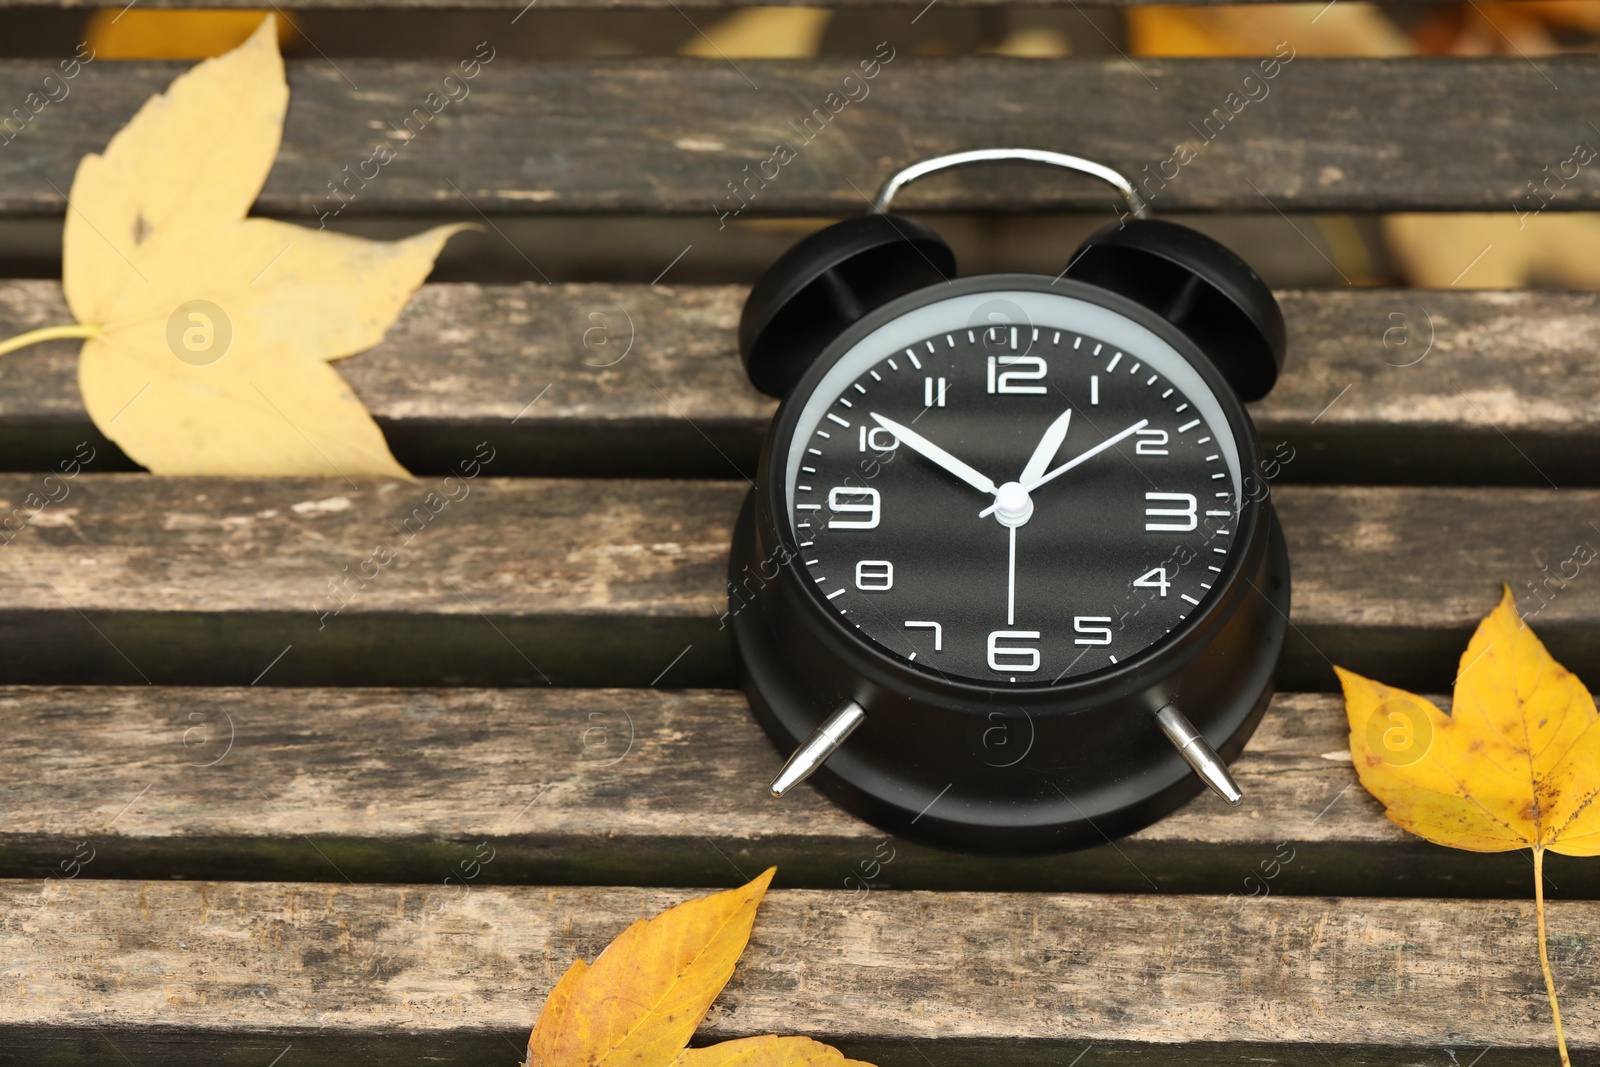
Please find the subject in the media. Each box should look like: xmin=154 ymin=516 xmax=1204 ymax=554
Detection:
xmin=872 ymin=148 xmax=1152 ymax=220
xmin=770 ymin=700 xmax=866 ymax=798
xmin=1156 ymin=704 xmax=1243 ymax=805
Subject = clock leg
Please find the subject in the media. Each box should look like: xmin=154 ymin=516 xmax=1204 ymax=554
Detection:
xmin=769 ymin=699 xmax=867 ymax=798
xmin=1155 ymin=704 xmax=1243 ymax=805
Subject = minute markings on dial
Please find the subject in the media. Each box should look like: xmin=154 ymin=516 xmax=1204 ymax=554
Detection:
xmin=790 ymin=326 xmax=1239 ymax=683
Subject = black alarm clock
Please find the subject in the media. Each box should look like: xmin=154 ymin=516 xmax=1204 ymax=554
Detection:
xmin=727 ymin=149 xmax=1290 ymax=854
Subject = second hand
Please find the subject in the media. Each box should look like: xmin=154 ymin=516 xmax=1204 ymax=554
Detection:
xmin=1007 ymin=524 xmax=1017 ymax=626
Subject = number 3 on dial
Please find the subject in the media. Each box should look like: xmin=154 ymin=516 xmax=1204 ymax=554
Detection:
xmin=1144 ymin=492 xmax=1197 ymax=532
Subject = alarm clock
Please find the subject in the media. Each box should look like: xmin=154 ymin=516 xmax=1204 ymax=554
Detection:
xmin=727 ymin=149 xmax=1290 ymax=854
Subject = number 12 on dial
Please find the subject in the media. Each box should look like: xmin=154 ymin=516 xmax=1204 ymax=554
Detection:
xmin=986 ymin=355 xmax=1047 ymax=394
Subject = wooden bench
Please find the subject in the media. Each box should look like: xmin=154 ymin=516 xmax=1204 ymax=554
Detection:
xmin=2 ymin=8 xmax=1598 ymax=1064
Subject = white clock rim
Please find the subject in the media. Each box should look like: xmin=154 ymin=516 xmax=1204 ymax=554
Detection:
xmin=783 ymin=289 xmax=1246 ymax=514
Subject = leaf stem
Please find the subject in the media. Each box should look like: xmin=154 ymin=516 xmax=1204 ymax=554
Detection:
xmin=0 ymin=323 xmax=100 ymax=358
xmin=1533 ymin=847 xmax=1571 ymax=1067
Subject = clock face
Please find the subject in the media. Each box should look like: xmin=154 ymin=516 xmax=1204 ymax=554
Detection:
xmin=779 ymin=288 xmax=1249 ymax=686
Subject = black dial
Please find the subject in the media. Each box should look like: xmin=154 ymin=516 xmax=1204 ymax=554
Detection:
xmin=782 ymin=292 xmax=1243 ymax=685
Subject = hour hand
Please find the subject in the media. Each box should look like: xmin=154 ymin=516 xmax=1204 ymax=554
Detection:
xmin=1020 ymin=408 xmax=1072 ymax=485
xmin=869 ymin=413 xmax=997 ymax=495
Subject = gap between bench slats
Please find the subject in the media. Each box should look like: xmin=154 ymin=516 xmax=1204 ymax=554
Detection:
xmin=2 ymin=283 xmax=1597 ymax=485
xmin=0 ymin=58 xmax=1596 ymax=215
xmin=0 ymin=686 xmax=1590 ymax=897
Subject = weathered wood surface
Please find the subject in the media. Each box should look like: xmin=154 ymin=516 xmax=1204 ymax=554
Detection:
xmin=0 ymin=477 xmax=1595 ymax=690
xmin=1 ymin=879 xmax=1594 ymax=1065
xmin=0 ymin=686 xmax=1590 ymax=898
xmin=0 ymin=59 xmax=1595 ymax=216
xmin=0 ymin=281 xmax=767 ymax=478
xmin=5 ymin=282 xmax=1600 ymax=485
xmin=0 ymin=475 xmax=738 ymax=688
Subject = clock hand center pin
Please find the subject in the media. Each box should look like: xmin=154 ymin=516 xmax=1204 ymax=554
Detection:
xmin=992 ymin=481 xmax=1033 ymax=528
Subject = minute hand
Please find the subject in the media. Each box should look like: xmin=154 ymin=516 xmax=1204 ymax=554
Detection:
xmin=870 ymin=413 xmax=998 ymax=495
xmin=979 ymin=418 xmax=1148 ymax=518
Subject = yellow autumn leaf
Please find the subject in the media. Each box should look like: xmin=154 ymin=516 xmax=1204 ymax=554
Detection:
xmin=73 ymin=217 xmax=463 ymax=477
xmin=1384 ymin=214 xmax=1600 ymax=290
xmin=678 ymin=9 xmax=832 ymax=58
xmin=1127 ymin=3 xmax=1411 ymax=57
xmin=1336 ymin=586 xmax=1600 ymax=855
xmin=528 ymin=868 xmax=775 ymax=1067
xmin=1337 ymin=586 xmax=1600 ymax=1066
xmin=85 ymin=10 xmax=299 ymax=60
xmin=526 ymin=869 xmax=877 ymax=1067
xmin=674 ymin=1036 xmax=875 ymax=1067
xmin=65 ymin=16 xmax=290 ymax=301
xmin=0 ymin=16 xmax=467 ymax=477
xmin=529 ymin=959 xmax=592 ymax=1067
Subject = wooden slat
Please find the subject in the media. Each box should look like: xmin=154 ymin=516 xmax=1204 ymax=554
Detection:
xmin=0 ymin=475 xmax=735 ymax=688
xmin=1263 ymin=289 xmax=1600 ymax=487
xmin=2 ymin=879 xmax=1593 ymax=1064
xmin=5 ymin=282 xmax=1600 ymax=485
xmin=1 ymin=686 xmax=1592 ymax=898
xmin=0 ymin=281 xmax=771 ymax=478
xmin=0 ymin=58 xmax=1595 ymax=215
xmin=0 ymin=476 xmax=1595 ymax=691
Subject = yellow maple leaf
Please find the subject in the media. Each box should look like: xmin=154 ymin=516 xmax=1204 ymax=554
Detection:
xmin=1126 ymin=3 xmax=1412 ymax=57
xmin=1337 ymin=586 xmax=1600 ymax=1067
xmin=85 ymin=10 xmax=300 ymax=61
xmin=1383 ymin=214 xmax=1600 ymax=289
xmin=673 ymin=1036 xmax=875 ymax=1067
xmin=527 ymin=869 xmax=875 ymax=1067
xmin=0 ymin=17 xmax=466 ymax=477
xmin=678 ymin=10 xmax=832 ymax=58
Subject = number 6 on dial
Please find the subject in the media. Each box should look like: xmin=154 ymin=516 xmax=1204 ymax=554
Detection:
xmin=987 ymin=630 xmax=1041 ymax=672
